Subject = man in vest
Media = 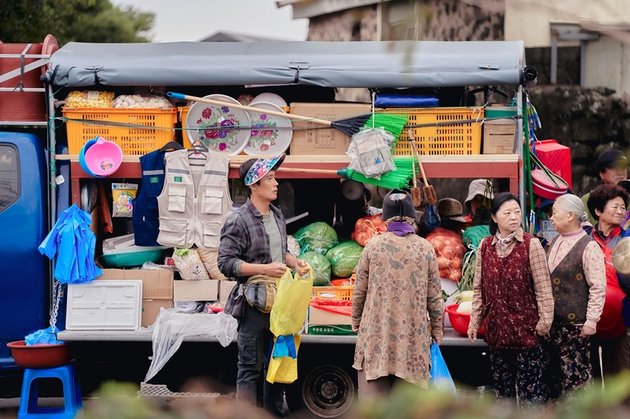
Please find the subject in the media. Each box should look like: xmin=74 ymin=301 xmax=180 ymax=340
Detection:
xmin=218 ymin=154 xmax=308 ymax=417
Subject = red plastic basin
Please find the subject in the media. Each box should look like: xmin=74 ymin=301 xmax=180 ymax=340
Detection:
xmin=7 ymin=340 xmax=72 ymax=368
xmin=445 ymin=303 xmax=485 ymax=337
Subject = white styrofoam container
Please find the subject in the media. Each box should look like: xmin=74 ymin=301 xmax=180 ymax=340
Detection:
xmin=66 ymin=280 xmax=142 ymax=330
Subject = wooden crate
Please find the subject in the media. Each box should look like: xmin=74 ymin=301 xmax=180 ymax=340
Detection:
xmin=482 ymin=120 xmax=516 ymax=154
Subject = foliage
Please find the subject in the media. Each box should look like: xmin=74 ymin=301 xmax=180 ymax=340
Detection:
xmin=71 ymin=372 xmax=630 ymax=418
xmin=0 ymin=0 xmax=154 ymax=44
xmin=355 ymin=372 xmax=630 ymax=419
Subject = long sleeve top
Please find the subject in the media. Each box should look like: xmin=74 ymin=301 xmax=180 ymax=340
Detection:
xmin=352 ymin=232 xmax=443 ymax=387
xmin=469 ymin=229 xmax=554 ymax=334
xmin=547 ymin=229 xmax=606 ymax=330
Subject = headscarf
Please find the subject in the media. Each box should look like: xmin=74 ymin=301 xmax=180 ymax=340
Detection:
xmin=554 ymin=194 xmax=588 ymax=224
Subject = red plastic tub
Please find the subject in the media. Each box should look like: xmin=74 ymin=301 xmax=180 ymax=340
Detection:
xmin=7 ymin=340 xmax=72 ymax=368
xmin=445 ymin=303 xmax=485 ymax=337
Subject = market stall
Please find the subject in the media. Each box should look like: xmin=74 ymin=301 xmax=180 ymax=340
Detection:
xmin=42 ymin=39 xmax=531 ymax=416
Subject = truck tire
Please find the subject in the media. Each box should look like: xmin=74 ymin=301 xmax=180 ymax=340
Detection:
xmin=286 ymin=364 xmax=356 ymax=418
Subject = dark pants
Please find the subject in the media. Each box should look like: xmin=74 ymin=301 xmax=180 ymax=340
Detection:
xmin=236 ymin=303 xmax=286 ymax=417
xmin=541 ymin=324 xmax=592 ymax=401
xmin=357 ymin=370 xmax=407 ymax=400
xmin=489 ymin=345 xmax=544 ymax=406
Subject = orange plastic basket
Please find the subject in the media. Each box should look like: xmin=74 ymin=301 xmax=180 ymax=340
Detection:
xmin=178 ymin=106 xmax=191 ymax=146
xmin=63 ymin=107 xmax=178 ymax=155
xmin=382 ymin=107 xmax=483 ymax=156
xmin=312 ymin=286 xmax=354 ymax=301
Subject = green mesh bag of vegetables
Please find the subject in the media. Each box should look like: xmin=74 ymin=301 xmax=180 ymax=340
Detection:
xmin=326 ymin=241 xmax=364 ymax=278
xmin=294 ymin=222 xmax=338 ymax=255
xmin=462 ymin=225 xmax=490 ymax=250
xmin=301 ymin=251 xmax=332 ymax=286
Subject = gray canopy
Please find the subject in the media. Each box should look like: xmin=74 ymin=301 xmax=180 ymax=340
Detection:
xmin=45 ymin=40 xmax=526 ymax=88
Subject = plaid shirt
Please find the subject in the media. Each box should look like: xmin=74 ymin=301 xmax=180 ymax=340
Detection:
xmin=217 ymin=199 xmax=288 ymax=283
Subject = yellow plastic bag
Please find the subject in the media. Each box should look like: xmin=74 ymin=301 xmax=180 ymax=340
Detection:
xmin=266 ymin=335 xmax=301 ymax=384
xmin=270 ymin=268 xmax=313 ymax=336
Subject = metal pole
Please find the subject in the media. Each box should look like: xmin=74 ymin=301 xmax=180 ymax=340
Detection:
xmin=46 ymin=83 xmax=57 ymax=313
xmin=517 ymin=85 xmax=526 ymax=226
xmin=550 ymin=36 xmax=558 ymax=84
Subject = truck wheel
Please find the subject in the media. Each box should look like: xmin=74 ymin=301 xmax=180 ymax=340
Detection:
xmin=287 ymin=365 xmax=356 ymax=418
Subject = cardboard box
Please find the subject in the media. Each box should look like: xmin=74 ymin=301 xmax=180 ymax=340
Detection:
xmin=99 ymin=268 xmax=174 ymax=300
xmin=219 ymin=280 xmax=237 ymax=305
xmin=289 ymin=102 xmax=372 ymax=155
xmin=174 ymin=279 xmax=219 ymax=301
xmin=482 ymin=121 xmax=516 ymax=154
xmin=142 ymin=299 xmax=173 ymax=327
xmin=308 ymin=306 xmax=352 ymax=326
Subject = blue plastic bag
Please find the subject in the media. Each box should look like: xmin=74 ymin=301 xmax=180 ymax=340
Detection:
xmin=25 ymin=326 xmax=63 ymax=345
xmin=430 ymin=342 xmax=456 ymax=394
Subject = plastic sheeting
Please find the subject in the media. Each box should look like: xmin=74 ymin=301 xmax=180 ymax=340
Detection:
xmin=144 ymin=309 xmax=237 ymax=383
xmin=45 ymin=40 xmax=525 ymax=88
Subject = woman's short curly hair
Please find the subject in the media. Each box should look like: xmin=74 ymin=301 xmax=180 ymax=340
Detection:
xmin=587 ymin=183 xmax=629 ymax=221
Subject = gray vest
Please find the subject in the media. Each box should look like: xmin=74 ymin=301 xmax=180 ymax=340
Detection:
xmin=157 ymin=149 xmax=232 ymax=248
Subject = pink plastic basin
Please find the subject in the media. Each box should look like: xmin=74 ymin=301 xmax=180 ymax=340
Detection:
xmin=83 ymin=137 xmax=123 ymax=177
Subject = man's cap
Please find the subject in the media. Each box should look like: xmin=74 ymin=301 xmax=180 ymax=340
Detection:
xmin=241 ymin=154 xmax=286 ymax=186
xmin=596 ymin=149 xmax=627 ymax=173
xmin=437 ymin=198 xmax=466 ymax=222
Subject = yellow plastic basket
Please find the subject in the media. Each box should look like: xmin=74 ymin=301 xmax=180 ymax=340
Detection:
xmin=312 ymin=286 xmax=354 ymax=302
xmin=63 ymin=107 xmax=178 ymax=155
xmin=382 ymin=107 xmax=483 ymax=155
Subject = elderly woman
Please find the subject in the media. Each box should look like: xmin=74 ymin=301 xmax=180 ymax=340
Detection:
xmin=586 ymin=184 xmax=630 ymax=376
xmin=467 ymin=192 xmax=554 ymax=405
xmin=543 ymin=194 xmax=606 ymax=400
xmin=352 ymin=189 xmax=443 ymax=398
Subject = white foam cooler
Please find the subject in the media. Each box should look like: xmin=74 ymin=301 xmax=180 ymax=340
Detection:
xmin=66 ymin=280 xmax=142 ymax=330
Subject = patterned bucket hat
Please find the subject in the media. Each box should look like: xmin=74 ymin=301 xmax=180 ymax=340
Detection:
xmin=243 ymin=153 xmax=286 ymax=186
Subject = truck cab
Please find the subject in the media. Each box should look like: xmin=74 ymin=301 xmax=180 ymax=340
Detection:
xmin=0 ymin=132 xmax=48 ymax=373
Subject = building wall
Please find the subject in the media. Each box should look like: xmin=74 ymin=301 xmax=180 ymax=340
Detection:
xmin=505 ymin=0 xmax=630 ymax=47
xmin=382 ymin=0 xmax=503 ymax=41
xmin=584 ymin=37 xmax=630 ymax=93
xmin=307 ymin=6 xmax=378 ymax=41
xmin=306 ymin=0 xmax=503 ymax=42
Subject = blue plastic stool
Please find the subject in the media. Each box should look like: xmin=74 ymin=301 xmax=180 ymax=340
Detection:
xmin=18 ymin=364 xmax=83 ymax=418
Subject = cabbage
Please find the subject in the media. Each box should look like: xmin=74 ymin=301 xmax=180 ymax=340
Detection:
xmin=301 ymin=251 xmax=332 ymax=286
xmin=294 ymin=222 xmax=338 ymax=254
xmin=326 ymin=241 xmax=364 ymax=278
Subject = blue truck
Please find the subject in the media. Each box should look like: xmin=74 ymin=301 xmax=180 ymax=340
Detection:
xmin=0 ymin=132 xmax=49 ymax=380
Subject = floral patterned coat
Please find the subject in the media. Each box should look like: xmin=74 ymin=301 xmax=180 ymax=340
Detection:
xmin=351 ymin=232 xmax=444 ymax=387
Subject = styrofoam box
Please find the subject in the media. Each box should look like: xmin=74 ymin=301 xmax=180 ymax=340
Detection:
xmin=66 ymin=280 xmax=142 ymax=330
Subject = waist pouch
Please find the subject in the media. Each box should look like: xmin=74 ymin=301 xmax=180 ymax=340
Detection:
xmin=244 ymin=275 xmax=278 ymax=313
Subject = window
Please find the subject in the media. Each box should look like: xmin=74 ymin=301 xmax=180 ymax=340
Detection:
xmin=0 ymin=145 xmax=19 ymax=212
